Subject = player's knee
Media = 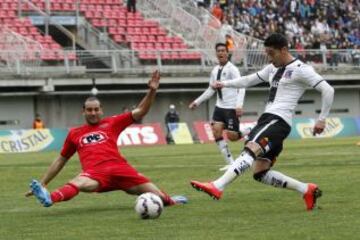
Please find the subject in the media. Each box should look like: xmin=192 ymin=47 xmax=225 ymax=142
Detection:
xmin=226 ymin=131 xmax=240 ymax=141
xmin=245 ymin=141 xmax=263 ymax=157
xmin=253 ymin=169 xmax=269 ymax=182
xmin=70 ymin=177 xmax=99 ymax=192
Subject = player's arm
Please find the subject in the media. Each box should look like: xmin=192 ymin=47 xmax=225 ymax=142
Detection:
xmin=313 ymin=80 xmax=334 ymax=135
xmin=25 ymin=155 xmax=68 ymax=197
xmin=298 ymin=65 xmax=335 ymax=135
xmin=132 ymin=70 xmax=160 ymax=121
xmin=40 ymin=155 xmax=68 ymax=186
xmin=189 ymin=70 xmax=216 ymax=109
xmin=212 ymin=65 xmax=271 ymax=89
xmin=189 ymin=87 xmax=215 ymax=109
xmin=213 ymin=72 xmax=263 ymax=89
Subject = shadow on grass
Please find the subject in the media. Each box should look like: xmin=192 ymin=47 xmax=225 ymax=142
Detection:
xmin=44 ymin=204 xmax=132 ymax=217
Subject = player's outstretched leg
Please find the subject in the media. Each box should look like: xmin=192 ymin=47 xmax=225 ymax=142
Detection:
xmin=253 ymin=169 xmax=322 ymax=211
xmin=160 ymin=191 xmax=188 ymax=206
xmin=30 ymin=179 xmax=53 ymax=207
xmin=190 ymin=181 xmax=223 ymax=200
xmin=170 ymin=195 xmax=188 ymax=204
xmin=303 ymin=183 xmax=322 ymax=211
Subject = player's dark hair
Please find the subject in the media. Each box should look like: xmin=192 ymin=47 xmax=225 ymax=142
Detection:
xmin=264 ymin=33 xmax=288 ymax=49
xmin=215 ymin=42 xmax=228 ymax=52
xmin=83 ymin=96 xmax=102 ymax=109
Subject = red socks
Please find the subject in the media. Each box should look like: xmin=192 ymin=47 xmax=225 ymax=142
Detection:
xmin=160 ymin=191 xmax=175 ymax=206
xmin=50 ymin=183 xmax=79 ymax=203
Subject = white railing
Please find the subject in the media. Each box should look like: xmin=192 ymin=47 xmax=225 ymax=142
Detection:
xmin=19 ymin=0 xmax=76 ymax=51
xmin=0 ymin=26 xmax=43 ymax=74
xmin=0 ymin=49 xmax=359 ymax=76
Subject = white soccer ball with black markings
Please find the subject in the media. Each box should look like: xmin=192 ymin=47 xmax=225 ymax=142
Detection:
xmin=135 ymin=192 xmax=164 ymax=219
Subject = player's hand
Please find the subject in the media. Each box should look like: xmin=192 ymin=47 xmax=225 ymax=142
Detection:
xmin=211 ymin=81 xmax=224 ymax=89
xmin=313 ymin=119 xmax=326 ymax=136
xmin=148 ymin=70 xmax=160 ymax=90
xmin=235 ymin=108 xmax=243 ymax=117
xmin=189 ymin=102 xmax=197 ymax=110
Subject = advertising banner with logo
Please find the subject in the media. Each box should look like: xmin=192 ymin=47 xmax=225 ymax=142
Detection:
xmin=117 ymin=123 xmax=167 ymax=146
xmin=355 ymin=117 xmax=360 ymax=133
xmin=168 ymin=122 xmax=194 ymax=144
xmin=193 ymin=121 xmax=215 ymax=143
xmin=193 ymin=121 xmax=257 ymax=143
xmin=289 ymin=117 xmax=359 ymax=139
xmin=0 ymin=129 xmax=67 ymax=153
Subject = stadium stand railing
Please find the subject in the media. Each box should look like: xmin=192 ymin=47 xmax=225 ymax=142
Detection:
xmin=0 ymin=26 xmax=42 ymax=74
xmin=0 ymin=0 xmax=358 ymax=77
xmin=0 ymin=48 xmax=358 ymax=77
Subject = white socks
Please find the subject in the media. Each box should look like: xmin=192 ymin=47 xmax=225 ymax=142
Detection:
xmin=211 ymin=148 xmax=308 ymax=195
xmin=213 ymin=151 xmax=254 ymax=190
xmin=216 ymin=138 xmax=234 ymax=165
xmin=258 ymin=170 xmax=308 ymax=194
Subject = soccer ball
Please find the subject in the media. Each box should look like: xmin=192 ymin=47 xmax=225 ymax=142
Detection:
xmin=135 ymin=192 xmax=164 ymax=219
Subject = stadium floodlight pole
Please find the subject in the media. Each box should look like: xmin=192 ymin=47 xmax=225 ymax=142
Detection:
xmin=91 ymin=78 xmax=98 ymax=96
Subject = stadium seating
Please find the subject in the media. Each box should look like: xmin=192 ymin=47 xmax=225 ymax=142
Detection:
xmin=0 ymin=0 xmax=200 ymax=64
xmin=0 ymin=7 xmax=75 ymax=63
xmin=76 ymin=3 xmax=199 ymax=62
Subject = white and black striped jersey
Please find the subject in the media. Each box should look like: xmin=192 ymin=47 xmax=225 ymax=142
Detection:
xmin=223 ymin=58 xmax=334 ymax=126
xmin=194 ymin=61 xmax=246 ymax=109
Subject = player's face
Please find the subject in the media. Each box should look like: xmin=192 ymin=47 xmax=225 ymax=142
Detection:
xmin=83 ymin=100 xmax=103 ymax=125
xmin=216 ymin=46 xmax=228 ymax=65
xmin=265 ymin=47 xmax=286 ymax=67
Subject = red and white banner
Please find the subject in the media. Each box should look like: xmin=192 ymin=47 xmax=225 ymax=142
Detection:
xmin=193 ymin=121 xmax=216 ymax=143
xmin=117 ymin=123 xmax=167 ymax=146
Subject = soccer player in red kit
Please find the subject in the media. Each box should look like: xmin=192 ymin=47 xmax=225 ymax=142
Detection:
xmin=26 ymin=70 xmax=187 ymax=207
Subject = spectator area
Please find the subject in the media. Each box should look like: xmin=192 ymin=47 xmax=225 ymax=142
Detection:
xmin=207 ymin=0 xmax=359 ymax=50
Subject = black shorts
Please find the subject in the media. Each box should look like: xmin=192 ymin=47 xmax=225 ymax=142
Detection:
xmin=246 ymin=113 xmax=291 ymax=162
xmin=212 ymin=106 xmax=240 ymax=133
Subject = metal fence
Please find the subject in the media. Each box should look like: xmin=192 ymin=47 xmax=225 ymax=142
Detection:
xmin=0 ymin=26 xmax=43 ymax=74
xmin=0 ymin=48 xmax=359 ymax=77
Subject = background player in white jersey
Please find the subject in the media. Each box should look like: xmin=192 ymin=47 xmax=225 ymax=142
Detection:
xmin=189 ymin=43 xmax=246 ymax=171
xmin=191 ymin=33 xmax=335 ymax=211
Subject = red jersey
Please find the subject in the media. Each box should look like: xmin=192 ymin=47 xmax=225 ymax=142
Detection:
xmin=61 ymin=112 xmax=134 ymax=171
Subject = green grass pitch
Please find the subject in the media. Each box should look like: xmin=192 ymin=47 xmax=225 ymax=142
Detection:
xmin=1 ymin=137 xmax=359 ymax=240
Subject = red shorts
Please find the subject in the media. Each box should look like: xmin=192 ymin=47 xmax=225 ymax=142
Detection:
xmin=79 ymin=161 xmax=150 ymax=192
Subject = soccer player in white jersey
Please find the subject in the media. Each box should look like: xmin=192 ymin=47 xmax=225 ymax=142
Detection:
xmin=191 ymin=33 xmax=335 ymax=211
xmin=189 ymin=43 xmax=246 ymax=171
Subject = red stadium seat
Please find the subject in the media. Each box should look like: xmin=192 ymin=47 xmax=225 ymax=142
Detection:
xmin=147 ymin=35 xmax=156 ymax=43
xmin=155 ymin=42 xmax=163 ymax=50
xmin=145 ymin=42 xmax=154 ymax=50
xmin=161 ymin=52 xmax=172 ymax=60
xmin=137 ymin=43 xmax=145 ymax=50
xmin=108 ymin=27 xmax=118 ymax=35
xmin=108 ymin=19 xmax=117 ymax=26
xmin=44 ymin=35 xmax=54 ymax=44
xmin=113 ymin=34 xmax=123 ymax=43
xmin=139 ymin=35 xmax=148 ymax=42
xmin=163 ymin=43 xmax=171 ymax=49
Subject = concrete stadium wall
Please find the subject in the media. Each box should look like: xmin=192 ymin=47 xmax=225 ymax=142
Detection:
xmin=0 ymin=88 xmax=358 ymax=130
xmin=0 ymin=96 xmax=35 ymax=130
